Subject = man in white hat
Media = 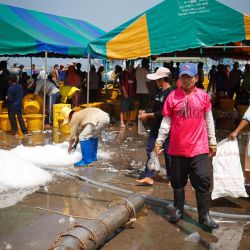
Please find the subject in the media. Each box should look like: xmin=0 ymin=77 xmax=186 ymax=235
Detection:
xmin=61 ymin=106 xmax=110 ymax=167
xmin=136 ymin=67 xmax=173 ymax=186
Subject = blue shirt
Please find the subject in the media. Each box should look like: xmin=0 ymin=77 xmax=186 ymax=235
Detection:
xmin=58 ymin=69 xmax=65 ymax=81
xmin=7 ymin=83 xmax=23 ymax=112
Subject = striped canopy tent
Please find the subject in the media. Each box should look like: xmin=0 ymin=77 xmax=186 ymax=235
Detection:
xmin=0 ymin=4 xmax=104 ymax=57
xmin=0 ymin=4 xmax=105 ymax=129
xmin=89 ymin=0 xmax=250 ymax=59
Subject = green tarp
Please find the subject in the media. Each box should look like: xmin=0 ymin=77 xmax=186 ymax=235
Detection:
xmin=89 ymin=0 xmax=250 ymax=59
xmin=0 ymin=4 xmax=104 ymax=57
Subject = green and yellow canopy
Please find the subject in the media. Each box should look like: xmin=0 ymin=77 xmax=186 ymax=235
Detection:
xmin=89 ymin=0 xmax=250 ymax=59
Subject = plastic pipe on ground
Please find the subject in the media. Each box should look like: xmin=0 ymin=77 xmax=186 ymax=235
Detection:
xmin=51 ymin=193 xmax=144 ymax=250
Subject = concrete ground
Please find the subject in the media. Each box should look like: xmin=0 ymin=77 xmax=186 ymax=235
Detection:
xmin=0 ymin=125 xmax=249 ymax=250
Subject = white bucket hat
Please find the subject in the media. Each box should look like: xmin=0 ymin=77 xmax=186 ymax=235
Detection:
xmin=147 ymin=67 xmax=171 ymax=80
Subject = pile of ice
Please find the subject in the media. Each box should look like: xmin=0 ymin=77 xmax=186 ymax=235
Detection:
xmin=11 ymin=142 xmax=81 ymax=168
xmin=0 ymin=149 xmax=52 ymax=192
xmin=0 ymin=142 xmax=114 ymax=193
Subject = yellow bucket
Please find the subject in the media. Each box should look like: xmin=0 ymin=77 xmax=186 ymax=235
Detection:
xmin=0 ymin=100 xmax=3 ymax=114
xmin=53 ymin=103 xmax=71 ymax=128
xmin=128 ymin=101 xmax=139 ymax=121
xmin=0 ymin=114 xmax=26 ymax=132
xmin=22 ymin=94 xmax=43 ymax=113
xmin=0 ymin=114 xmax=10 ymax=131
xmin=57 ymin=117 xmax=71 ymax=134
xmin=23 ymin=100 xmax=40 ymax=114
xmin=53 ymin=131 xmax=61 ymax=144
xmin=24 ymin=114 xmax=44 ymax=131
xmin=53 ymin=103 xmax=71 ymax=113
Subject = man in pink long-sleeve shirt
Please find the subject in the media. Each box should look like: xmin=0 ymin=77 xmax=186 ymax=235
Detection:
xmin=154 ymin=63 xmax=218 ymax=230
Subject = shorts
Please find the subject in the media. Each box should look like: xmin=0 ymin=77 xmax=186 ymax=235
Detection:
xmin=120 ymin=96 xmax=135 ymax=112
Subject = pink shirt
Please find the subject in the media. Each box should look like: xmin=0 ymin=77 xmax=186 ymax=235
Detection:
xmin=162 ymin=87 xmax=211 ymax=157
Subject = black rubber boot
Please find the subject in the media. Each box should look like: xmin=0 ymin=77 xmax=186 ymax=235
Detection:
xmin=196 ymin=191 xmax=219 ymax=229
xmin=169 ymin=189 xmax=185 ymax=224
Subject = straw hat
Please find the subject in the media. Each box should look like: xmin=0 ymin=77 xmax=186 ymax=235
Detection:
xmin=61 ymin=107 xmax=72 ymax=125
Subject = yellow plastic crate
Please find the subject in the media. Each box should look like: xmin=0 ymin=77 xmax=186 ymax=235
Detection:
xmin=24 ymin=114 xmax=44 ymax=131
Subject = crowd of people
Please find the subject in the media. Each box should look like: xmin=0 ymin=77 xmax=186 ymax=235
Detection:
xmin=0 ymin=57 xmax=249 ymax=231
xmin=207 ymin=62 xmax=250 ymax=105
xmin=0 ymin=60 xmax=109 ymax=129
xmin=1 ymin=58 xmax=249 ymax=134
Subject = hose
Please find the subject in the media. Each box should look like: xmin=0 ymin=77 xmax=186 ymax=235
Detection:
xmin=42 ymin=166 xmax=250 ymax=220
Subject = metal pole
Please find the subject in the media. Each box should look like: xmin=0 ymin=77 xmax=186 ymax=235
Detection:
xmin=150 ymin=57 xmax=153 ymax=72
xmin=31 ymin=57 xmax=32 ymax=76
xmin=87 ymin=52 xmax=90 ymax=106
xmin=51 ymin=193 xmax=144 ymax=250
xmin=42 ymin=51 xmax=48 ymax=131
xmin=105 ymin=59 xmax=108 ymax=88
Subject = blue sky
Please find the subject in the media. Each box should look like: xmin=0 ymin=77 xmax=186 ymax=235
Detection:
xmin=0 ymin=0 xmax=249 ymax=31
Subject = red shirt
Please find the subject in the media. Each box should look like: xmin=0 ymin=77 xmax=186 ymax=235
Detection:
xmin=119 ymin=69 xmax=136 ymax=97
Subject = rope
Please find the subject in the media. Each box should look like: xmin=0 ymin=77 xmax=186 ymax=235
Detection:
xmin=35 ymin=206 xmax=95 ymax=220
xmin=35 ymin=206 xmax=111 ymax=233
xmin=74 ymin=224 xmax=97 ymax=244
xmin=60 ymin=233 xmax=87 ymax=249
xmin=107 ymin=197 xmax=137 ymax=226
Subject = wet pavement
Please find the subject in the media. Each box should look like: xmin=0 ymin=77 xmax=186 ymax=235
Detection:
xmin=0 ymin=125 xmax=249 ymax=250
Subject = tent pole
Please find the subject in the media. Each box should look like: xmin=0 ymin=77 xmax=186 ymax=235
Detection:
xmin=31 ymin=57 xmax=32 ymax=76
xmin=42 ymin=51 xmax=48 ymax=131
xmin=87 ymin=52 xmax=90 ymax=106
xmin=105 ymin=59 xmax=108 ymax=88
xmin=150 ymin=57 xmax=153 ymax=72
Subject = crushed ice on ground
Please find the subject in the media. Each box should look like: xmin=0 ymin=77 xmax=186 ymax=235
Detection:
xmin=0 ymin=149 xmax=52 ymax=192
xmin=69 ymin=216 xmax=75 ymax=224
xmin=59 ymin=218 xmax=66 ymax=224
